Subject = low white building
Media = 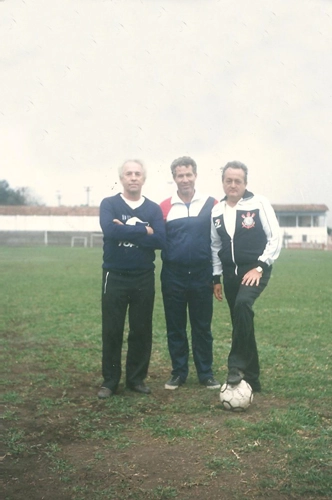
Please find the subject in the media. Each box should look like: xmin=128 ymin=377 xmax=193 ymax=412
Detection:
xmin=0 ymin=206 xmax=101 ymax=246
xmin=0 ymin=205 xmax=99 ymax=231
xmin=273 ymin=204 xmax=329 ymax=248
xmin=0 ymin=203 xmax=330 ymax=248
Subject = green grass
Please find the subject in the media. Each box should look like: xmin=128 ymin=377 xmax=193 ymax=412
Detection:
xmin=1 ymin=246 xmax=332 ymax=499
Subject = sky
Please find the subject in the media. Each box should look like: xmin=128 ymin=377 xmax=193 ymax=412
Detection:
xmin=1 ymin=0 xmax=332 ymax=224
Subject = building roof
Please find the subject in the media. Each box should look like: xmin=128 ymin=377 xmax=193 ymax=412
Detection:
xmin=272 ymin=204 xmax=329 ymax=214
xmin=0 ymin=206 xmax=99 ymax=216
xmin=0 ymin=204 xmax=329 ymax=216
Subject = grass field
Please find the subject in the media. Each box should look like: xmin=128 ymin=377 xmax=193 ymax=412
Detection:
xmin=2 ymin=246 xmax=332 ymax=500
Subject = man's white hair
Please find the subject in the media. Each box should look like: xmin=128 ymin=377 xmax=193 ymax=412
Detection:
xmin=118 ymin=159 xmax=146 ymax=179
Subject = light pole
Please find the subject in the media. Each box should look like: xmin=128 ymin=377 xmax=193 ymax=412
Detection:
xmin=85 ymin=186 xmax=91 ymax=206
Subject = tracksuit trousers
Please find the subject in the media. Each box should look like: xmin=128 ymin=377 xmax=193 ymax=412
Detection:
xmin=101 ymin=268 xmax=155 ymax=392
xmin=223 ymin=268 xmax=271 ymax=385
xmin=161 ymin=264 xmax=214 ymax=383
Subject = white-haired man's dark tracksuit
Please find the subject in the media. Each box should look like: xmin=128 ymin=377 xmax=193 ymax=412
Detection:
xmin=100 ymin=193 xmax=166 ymax=392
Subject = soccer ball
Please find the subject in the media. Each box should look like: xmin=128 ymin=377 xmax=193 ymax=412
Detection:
xmin=219 ymin=380 xmax=253 ymax=412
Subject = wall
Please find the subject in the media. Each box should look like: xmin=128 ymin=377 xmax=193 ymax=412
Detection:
xmin=0 ymin=215 xmax=100 ymax=232
xmin=281 ymin=226 xmax=328 ymax=247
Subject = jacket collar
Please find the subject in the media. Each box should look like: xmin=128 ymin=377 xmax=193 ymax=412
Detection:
xmin=220 ymin=189 xmax=254 ymax=203
xmin=171 ymin=190 xmax=203 ymax=205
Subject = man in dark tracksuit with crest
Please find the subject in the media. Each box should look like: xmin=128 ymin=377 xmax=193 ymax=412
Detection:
xmin=211 ymin=161 xmax=281 ymax=392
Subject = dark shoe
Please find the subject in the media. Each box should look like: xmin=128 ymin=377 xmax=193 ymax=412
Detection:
xmin=246 ymin=380 xmax=261 ymax=393
xmin=227 ymin=368 xmax=244 ymax=386
xmin=98 ymin=387 xmax=113 ymax=399
xmin=165 ymin=375 xmax=183 ymax=390
xmin=129 ymin=383 xmax=151 ymax=394
xmin=202 ymin=377 xmax=221 ymax=389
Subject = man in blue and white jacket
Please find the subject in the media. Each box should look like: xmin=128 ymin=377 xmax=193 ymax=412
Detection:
xmin=211 ymin=161 xmax=281 ymax=392
xmin=98 ymin=160 xmax=165 ymax=398
xmin=160 ymin=156 xmax=220 ymax=391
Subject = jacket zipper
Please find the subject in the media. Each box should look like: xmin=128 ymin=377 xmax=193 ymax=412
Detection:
xmin=186 ymin=202 xmax=191 ymax=269
xmin=230 ymin=238 xmax=238 ymax=276
xmin=104 ymin=271 xmax=109 ymax=294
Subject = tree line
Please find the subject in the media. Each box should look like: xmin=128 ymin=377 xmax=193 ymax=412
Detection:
xmin=0 ymin=180 xmax=41 ymax=206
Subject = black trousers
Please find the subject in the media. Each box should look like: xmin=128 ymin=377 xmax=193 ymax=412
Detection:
xmin=223 ymin=269 xmax=271 ymax=384
xmin=101 ymin=268 xmax=155 ymax=391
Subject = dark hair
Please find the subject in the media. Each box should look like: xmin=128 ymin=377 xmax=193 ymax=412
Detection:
xmin=221 ymin=161 xmax=248 ymax=183
xmin=170 ymin=156 xmax=197 ymax=177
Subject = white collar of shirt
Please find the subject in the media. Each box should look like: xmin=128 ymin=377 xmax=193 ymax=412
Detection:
xmin=120 ymin=194 xmax=145 ymax=209
xmin=223 ymin=200 xmax=241 ymax=238
xmin=171 ymin=190 xmax=202 ymax=205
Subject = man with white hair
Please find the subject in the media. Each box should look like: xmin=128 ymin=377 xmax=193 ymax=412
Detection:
xmin=98 ymin=160 xmax=165 ymax=398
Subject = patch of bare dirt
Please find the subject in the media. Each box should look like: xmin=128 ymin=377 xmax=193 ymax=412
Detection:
xmin=3 ymin=375 xmax=329 ymax=500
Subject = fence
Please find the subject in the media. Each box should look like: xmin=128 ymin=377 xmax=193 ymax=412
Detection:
xmin=287 ymin=241 xmax=332 ymax=250
xmin=0 ymin=231 xmax=103 ymax=247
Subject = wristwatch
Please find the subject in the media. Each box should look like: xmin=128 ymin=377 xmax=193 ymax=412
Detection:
xmin=255 ymin=266 xmax=263 ymax=274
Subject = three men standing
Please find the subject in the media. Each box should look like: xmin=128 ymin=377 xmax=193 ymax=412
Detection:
xmin=211 ymin=161 xmax=281 ymax=392
xmin=98 ymin=160 xmax=165 ymax=398
xmin=160 ymin=157 xmax=220 ymax=390
xmin=98 ymin=157 xmax=280 ymax=398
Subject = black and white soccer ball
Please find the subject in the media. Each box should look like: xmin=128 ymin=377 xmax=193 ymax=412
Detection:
xmin=219 ymin=380 xmax=253 ymax=412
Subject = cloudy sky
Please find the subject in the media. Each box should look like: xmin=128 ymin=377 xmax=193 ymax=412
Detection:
xmin=1 ymin=0 xmax=332 ymax=223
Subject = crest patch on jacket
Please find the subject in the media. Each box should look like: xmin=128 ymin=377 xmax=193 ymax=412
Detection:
xmin=242 ymin=212 xmax=256 ymax=229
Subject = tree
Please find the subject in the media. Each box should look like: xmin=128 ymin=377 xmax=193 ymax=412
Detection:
xmin=0 ymin=180 xmax=41 ymax=205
